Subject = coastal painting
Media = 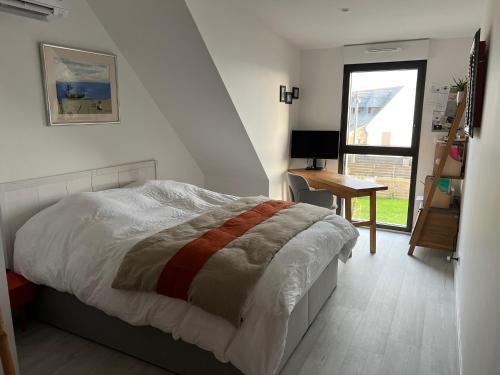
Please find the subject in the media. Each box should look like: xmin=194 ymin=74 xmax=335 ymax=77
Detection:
xmin=55 ymin=60 xmax=112 ymax=115
xmin=41 ymin=44 xmax=119 ymax=125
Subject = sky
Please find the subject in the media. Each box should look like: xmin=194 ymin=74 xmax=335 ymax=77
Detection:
xmin=55 ymin=58 xmax=109 ymax=83
xmin=349 ymin=69 xmax=418 ymax=147
xmin=351 ymin=69 xmax=417 ymax=92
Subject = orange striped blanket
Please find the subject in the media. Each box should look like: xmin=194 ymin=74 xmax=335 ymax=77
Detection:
xmin=112 ymin=197 xmax=332 ymax=326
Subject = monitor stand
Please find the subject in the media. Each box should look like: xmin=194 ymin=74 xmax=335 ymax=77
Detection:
xmin=305 ymin=158 xmax=326 ymax=170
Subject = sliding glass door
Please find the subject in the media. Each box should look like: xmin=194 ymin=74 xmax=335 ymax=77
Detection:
xmin=339 ymin=61 xmax=427 ymax=231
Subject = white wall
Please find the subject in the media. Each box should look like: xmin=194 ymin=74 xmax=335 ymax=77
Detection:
xmin=418 ymin=39 xmax=471 ymax=201
xmin=87 ymin=0 xmax=269 ymax=197
xmin=455 ymin=0 xmax=500 ymax=373
xmin=298 ymin=48 xmax=344 ymax=131
xmin=0 ymin=0 xmax=203 ymax=186
xmin=289 ymin=47 xmax=344 ymax=172
xmin=186 ymin=0 xmax=300 ymax=199
xmin=295 ymin=39 xmax=471 ymax=216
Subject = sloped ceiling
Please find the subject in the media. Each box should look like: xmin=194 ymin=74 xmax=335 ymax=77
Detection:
xmin=87 ymin=0 xmax=268 ymax=196
xmin=185 ymin=0 xmax=300 ymax=200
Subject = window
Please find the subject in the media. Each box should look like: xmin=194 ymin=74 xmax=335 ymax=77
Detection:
xmin=340 ymin=60 xmax=427 ymax=231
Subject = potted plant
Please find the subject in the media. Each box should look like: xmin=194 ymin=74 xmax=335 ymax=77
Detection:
xmin=453 ymin=77 xmax=468 ymax=104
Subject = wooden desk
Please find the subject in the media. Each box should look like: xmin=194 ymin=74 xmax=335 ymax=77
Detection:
xmin=288 ymin=169 xmax=388 ymax=253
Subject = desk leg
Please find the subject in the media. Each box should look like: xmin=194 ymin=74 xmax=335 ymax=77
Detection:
xmin=345 ymin=197 xmax=354 ymax=258
xmin=370 ymin=191 xmax=376 ymax=253
xmin=345 ymin=197 xmax=352 ymax=221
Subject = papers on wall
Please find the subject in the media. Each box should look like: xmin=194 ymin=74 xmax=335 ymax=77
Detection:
xmin=429 ymin=84 xmax=458 ymax=132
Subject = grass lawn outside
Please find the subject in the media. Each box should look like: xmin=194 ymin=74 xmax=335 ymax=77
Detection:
xmin=352 ymin=196 xmax=409 ymax=226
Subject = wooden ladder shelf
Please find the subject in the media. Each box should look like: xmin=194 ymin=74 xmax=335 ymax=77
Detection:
xmin=408 ymin=99 xmax=467 ymax=256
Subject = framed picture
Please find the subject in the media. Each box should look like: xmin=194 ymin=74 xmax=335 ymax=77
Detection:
xmin=40 ymin=43 xmax=120 ymax=126
xmin=285 ymin=91 xmax=293 ymax=104
xmin=279 ymin=85 xmax=286 ymax=102
xmin=292 ymin=87 xmax=300 ymax=99
xmin=465 ymin=29 xmax=487 ymax=138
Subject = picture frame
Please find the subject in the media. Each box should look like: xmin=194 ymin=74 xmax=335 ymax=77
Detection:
xmin=279 ymin=85 xmax=286 ymax=102
xmin=40 ymin=43 xmax=120 ymax=126
xmin=292 ymin=87 xmax=300 ymax=99
xmin=285 ymin=92 xmax=293 ymax=104
xmin=464 ymin=29 xmax=487 ymax=138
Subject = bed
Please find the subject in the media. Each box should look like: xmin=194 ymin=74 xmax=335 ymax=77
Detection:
xmin=0 ymin=160 xmax=358 ymax=375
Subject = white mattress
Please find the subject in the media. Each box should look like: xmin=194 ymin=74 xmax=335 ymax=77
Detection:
xmin=13 ymin=180 xmax=358 ymax=375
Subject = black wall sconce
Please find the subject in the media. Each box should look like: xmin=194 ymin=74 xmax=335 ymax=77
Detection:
xmin=280 ymin=85 xmax=300 ymax=104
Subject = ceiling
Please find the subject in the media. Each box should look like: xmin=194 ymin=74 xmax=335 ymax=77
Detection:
xmin=231 ymin=0 xmax=486 ymax=50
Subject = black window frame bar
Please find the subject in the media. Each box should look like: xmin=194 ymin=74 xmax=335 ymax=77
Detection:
xmin=339 ymin=60 xmax=427 ymax=232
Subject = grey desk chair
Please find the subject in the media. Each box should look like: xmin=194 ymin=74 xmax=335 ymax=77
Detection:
xmin=287 ymin=173 xmax=337 ymax=209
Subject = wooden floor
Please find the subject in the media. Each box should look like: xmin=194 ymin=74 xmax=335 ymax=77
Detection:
xmin=15 ymin=229 xmax=458 ymax=375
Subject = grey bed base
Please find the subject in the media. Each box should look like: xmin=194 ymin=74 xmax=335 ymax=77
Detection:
xmin=34 ymin=256 xmax=338 ymax=375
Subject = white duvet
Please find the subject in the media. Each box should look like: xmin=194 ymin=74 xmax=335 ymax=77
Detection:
xmin=13 ymin=180 xmax=358 ymax=375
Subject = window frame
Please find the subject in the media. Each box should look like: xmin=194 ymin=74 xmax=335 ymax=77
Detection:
xmin=338 ymin=60 xmax=427 ymax=232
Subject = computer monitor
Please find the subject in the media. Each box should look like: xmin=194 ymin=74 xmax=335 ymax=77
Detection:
xmin=291 ymin=130 xmax=340 ymax=170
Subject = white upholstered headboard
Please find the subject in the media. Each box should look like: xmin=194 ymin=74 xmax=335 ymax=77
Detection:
xmin=0 ymin=160 xmax=157 ymax=269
